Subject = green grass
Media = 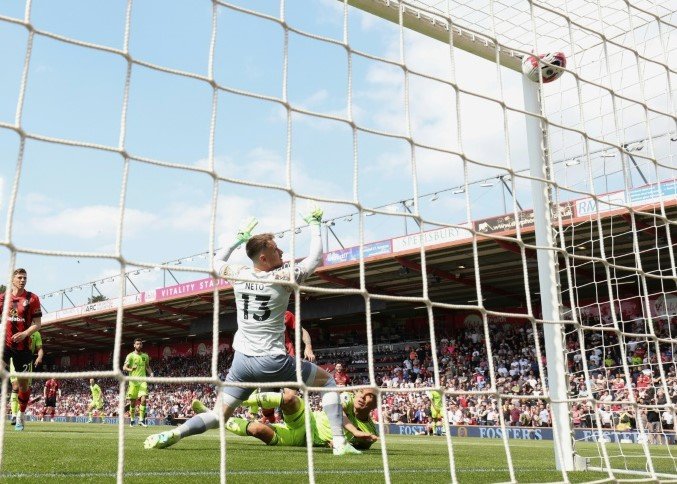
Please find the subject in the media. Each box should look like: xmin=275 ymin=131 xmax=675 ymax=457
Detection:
xmin=0 ymin=423 xmax=675 ymax=483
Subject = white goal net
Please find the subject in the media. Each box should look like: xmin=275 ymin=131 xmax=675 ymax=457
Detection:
xmin=0 ymin=0 xmax=675 ymax=482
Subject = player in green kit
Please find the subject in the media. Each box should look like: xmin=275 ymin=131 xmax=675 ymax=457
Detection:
xmin=123 ymin=338 xmax=154 ymax=427
xmin=9 ymin=331 xmax=42 ymax=425
xmin=426 ymin=388 xmax=444 ymax=436
xmin=87 ymin=378 xmax=104 ymax=423
xmin=191 ymin=388 xmax=379 ymax=451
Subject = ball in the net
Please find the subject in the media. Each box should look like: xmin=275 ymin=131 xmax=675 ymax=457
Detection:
xmin=521 ymin=52 xmax=567 ymax=83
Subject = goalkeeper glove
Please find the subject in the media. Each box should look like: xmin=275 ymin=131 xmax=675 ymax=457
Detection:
xmin=303 ymin=204 xmax=323 ymax=226
xmin=236 ymin=217 xmax=258 ymax=244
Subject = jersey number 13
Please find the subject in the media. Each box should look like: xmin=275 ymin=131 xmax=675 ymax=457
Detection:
xmin=241 ymin=294 xmax=272 ymax=321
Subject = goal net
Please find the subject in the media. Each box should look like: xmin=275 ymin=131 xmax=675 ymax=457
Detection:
xmin=0 ymin=0 xmax=675 ymax=482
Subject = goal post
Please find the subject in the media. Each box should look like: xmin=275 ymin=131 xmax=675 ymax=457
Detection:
xmin=523 ymin=79 xmax=576 ymax=471
xmin=343 ymin=0 xmax=675 ymax=477
xmin=1 ymin=0 xmax=675 ymax=481
xmin=345 ymin=0 xmax=524 ymax=71
xmin=346 ymin=0 xmax=579 ymax=471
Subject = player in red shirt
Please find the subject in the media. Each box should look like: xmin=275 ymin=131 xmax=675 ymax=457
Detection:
xmin=0 ymin=268 xmax=42 ymax=431
xmin=260 ymin=311 xmax=315 ymax=423
xmin=333 ymin=363 xmax=351 ymax=387
xmin=41 ymin=378 xmax=60 ymax=421
xmin=283 ymin=311 xmax=315 ymax=361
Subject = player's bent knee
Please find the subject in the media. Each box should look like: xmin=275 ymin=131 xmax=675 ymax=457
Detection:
xmin=220 ymin=396 xmax=242 ymax=420
xmin=310 ymin=368 xmax=335 ymax=388
xmin=281 ymin=392 xmax=301 ymax=414
xmin=322 ymin=375 xmax=337 ymax=387
xmin=282 ymin=389 xmax=297 ymax=406
xmin=247 ymin=422 xmax=265 ymax=437
xmin=248 ymin=422 xmax=277 ymax=445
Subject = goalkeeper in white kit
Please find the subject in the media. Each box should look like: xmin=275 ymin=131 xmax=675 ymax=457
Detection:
xmin=145 ymin=205 xmax=361 ymax=455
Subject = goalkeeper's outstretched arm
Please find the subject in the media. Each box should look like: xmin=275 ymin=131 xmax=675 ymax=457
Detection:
xmin=212 ymin=217 xmax=258 ymax=276
xmin=295 ymin=206 xmax=324 ymax=281
xmin=212 ymin=241 xmax=240 ymax=276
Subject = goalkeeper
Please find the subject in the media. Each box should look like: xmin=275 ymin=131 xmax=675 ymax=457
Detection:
xmin=196 ymin=388 xmax=378 ymax=450
xmin=145 ymin=206 xmax=362 ymax=455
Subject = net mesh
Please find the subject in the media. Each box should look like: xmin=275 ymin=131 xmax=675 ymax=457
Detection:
xmin=0 ymin=0 xmax=675 ymax=482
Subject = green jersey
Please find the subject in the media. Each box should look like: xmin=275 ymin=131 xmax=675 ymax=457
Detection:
xmin=124 ymin=352 xmax=150 ymax=377
xmin=91 ymin=383 xmax=102 ymax=402
xmin=312 ymin=392 xmax=377 ymax=447
xmin=428 ymin=390 xmax=443 ymax=412
xmin=29 ymin=331 xmax=42 ymax=355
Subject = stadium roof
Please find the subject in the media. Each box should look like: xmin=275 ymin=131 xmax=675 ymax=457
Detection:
xmin=38 ymin=180 xmax=676 ymax=356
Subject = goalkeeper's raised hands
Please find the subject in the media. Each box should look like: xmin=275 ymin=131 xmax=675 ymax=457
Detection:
xmin=303 ymin=203 xmax=323 ymax=226
xmin=236 ymin=217 xmax=258 ymax=244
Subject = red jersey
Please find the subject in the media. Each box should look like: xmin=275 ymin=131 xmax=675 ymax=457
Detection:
xmin=636 ymin=373 xmax=651 ymax=389
xmin=284 ymin=311 xmax=296 ymax=357
xmin=44 ymin=379 xmax=59 ymax=399
xmin=0 ymin=290 xmax=42 ymax=350
xmin=334 ymin=370 xmax=351 ymax=386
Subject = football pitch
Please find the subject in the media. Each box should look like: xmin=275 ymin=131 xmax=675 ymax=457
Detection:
xmin=1 ymin=423 xmax=675 ymax=483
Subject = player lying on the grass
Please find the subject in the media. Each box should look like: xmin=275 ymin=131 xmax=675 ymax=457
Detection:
xmin=197 ymin=388 xmax=379 ymax=450
xmin=144 ymin=207 xmax=360 ymax=455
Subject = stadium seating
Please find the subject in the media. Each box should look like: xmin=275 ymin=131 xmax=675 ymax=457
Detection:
xmin=20 ymin=318 xmax=675 ymax=433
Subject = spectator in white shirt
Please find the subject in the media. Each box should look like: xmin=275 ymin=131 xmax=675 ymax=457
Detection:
xmin=538 ymin=406 xmax=550 ymax=427
xmin=661 ymin=410 xmax=674 ymax=431
xmin=598 ymin=405 xmax=613 ymax=428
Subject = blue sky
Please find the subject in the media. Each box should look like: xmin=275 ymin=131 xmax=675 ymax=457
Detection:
xmin=0 ymin=0 xmax=673 ymax=310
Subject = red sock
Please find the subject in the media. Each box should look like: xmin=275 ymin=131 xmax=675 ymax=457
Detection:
xmin=18 ymin=389 xmax=30 ymax=412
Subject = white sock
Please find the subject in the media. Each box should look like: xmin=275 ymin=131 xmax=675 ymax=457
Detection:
xmin=321 ymin=388 xmax=346 ymax=447
xmin=176 ymin=411 xmax=219 ymax=439
xmin=333 ymin=435 xmax=346 ymax=448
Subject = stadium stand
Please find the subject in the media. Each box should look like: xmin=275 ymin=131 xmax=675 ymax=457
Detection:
xmin=19 ymin=313 xmax=676 ymax=436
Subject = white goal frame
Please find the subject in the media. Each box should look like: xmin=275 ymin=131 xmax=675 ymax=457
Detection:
xmin=1 ymin=0 xmax=673 ymax=481
xmin=344 ymin=0 xmax=655 ymax=474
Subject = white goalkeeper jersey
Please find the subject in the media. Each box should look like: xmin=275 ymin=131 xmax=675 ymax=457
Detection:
xmin=213 ymin=224 xmax=323 ymax=357
xmin=219 ymin=263 xmax=311 ymax=356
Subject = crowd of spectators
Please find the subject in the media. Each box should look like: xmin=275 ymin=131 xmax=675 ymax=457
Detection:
xmin=315 ymin=316 xmax=677 ymax=437
xmin=25 ymin=353 xmax=229 ymax=421
xmin=14 ymin=316 xmax=677 ymax=439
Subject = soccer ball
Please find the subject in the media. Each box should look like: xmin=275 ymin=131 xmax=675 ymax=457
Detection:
xmin=521 ymin=52 xmax=567 ymax=83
